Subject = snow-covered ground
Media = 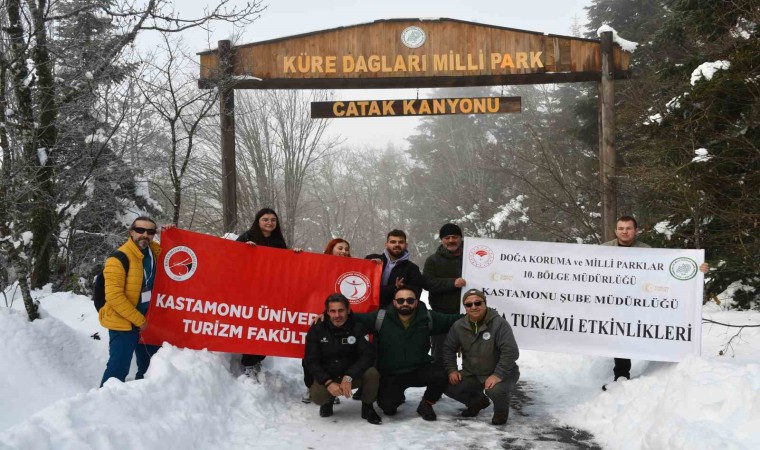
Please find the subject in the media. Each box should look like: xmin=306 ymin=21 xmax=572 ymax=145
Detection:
xmin=1 ymin=286 xmax=758 ymax=450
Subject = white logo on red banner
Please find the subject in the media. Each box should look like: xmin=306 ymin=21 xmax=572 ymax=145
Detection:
xmin=468 ymin=245 xmax=495 ymax=268
xmin=163 ymin=246 xmax=198 ymax=281
xmin=336 ymin=272 xmax=370 ymax=304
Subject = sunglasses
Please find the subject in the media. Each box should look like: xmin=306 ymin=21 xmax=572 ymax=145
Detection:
xmin=394 ymin=297 xmax=417 ymax=305
xmin=463 ymin=301 xmax=484 ymax=308
xmin=132 ymin=227 xmax=157 ymax=235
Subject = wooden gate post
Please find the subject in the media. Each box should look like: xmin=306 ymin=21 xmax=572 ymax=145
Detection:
xmin=219 ymin=40 xmax=238 ymax=234
xmin=599 ymin=31 xmax=617 ymax=241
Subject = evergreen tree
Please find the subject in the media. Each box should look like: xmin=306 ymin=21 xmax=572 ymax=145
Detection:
xmin=51 ymin=0 xmax=160 ymax=291
xmin=617 ymin=0 xmax=759 ymax=308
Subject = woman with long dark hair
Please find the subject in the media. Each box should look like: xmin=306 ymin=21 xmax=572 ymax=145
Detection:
xmin=236 ymin=208 xmax=291 ymax=379
xmin=237 ymin=208 xmax=287 ymax=250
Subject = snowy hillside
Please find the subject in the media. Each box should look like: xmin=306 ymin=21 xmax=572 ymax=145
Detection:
xmin=1 ymin=287 xmax=758 ymax=450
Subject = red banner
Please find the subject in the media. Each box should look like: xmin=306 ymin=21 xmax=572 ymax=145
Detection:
xmin=141 ymin=228 xmax=381 ymax=358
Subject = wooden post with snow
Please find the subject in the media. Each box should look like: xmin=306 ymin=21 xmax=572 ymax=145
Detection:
xmin=219 ymin=40 xmax=238 ymax=234
xmin=599 ymin=31 xmax=617 ymax=241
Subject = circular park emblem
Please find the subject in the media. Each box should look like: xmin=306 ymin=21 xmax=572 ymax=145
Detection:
xmin=482 ymin=332 xmax=492 ymax=341
xmin=669 ymin=257 xmax=698 ymax=280
xmin=347 ymin=336 xmax=357 ymax=344
xmin=400 ymin=26 xmax=426 ymax=48
xmin=468 ymin=245 xmax=495 ymax=268
xmin=336 ymin=272 xmax=371 ymax=304
xmin=163 ymin=246 xmax=198 ymax=281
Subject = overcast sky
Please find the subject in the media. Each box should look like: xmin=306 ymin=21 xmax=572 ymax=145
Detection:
xmin=152 ymin=0 xmax=593 ymax=148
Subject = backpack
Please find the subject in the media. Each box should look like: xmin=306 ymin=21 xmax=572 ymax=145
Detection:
xmin=92 ymin=251 xmax=129 ymax=312
xmin=374 ymin=307 xmax=433 ymax=332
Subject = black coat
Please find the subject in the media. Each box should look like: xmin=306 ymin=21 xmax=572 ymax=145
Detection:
xmin=368 ymin=253 xmax=455 ymax=308
xmin=302 ymin=313 xmax=375 ymax=386
xmin=236 ymin=230 xmax=287 ymax=249
xmin=423 ymin=245 xmax=463 ymax=314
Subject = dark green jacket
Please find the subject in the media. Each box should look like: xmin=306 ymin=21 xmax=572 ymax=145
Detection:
xmin=356 ymin=304 xmax=461 ymax=375
xmin=423 ymin=245 xmax=463 ymax=314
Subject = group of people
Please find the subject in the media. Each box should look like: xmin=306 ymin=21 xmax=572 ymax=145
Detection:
xmin=97 ymin=208 xmax=707 ymax=426
xmin=230 ymin=208 xmax=516 ymax=425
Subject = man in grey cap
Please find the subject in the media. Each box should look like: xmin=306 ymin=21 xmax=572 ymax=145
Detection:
xmin=443 ymin=289 xmax=520 ymax=425
xmin=423 ymin=223 xmax=467 ymax=367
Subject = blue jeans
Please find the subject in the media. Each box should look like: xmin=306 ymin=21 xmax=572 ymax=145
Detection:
xmin=100 ymin=303 xmax=159 ymax=387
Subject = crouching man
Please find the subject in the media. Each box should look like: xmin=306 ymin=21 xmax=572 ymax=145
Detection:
xmin=355 ymin=287 xmax=461 ymax=421
xmin=443 ymin=289 xmax=520 ymax=425
xmin=302 ymin=293 xmax=382 ymax=425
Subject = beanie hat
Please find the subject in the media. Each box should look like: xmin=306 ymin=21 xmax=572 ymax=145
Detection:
xmin=439 ymin=223 xmax=463 ymax=239
xmin=462 ymin=289 xmax=486 ymax=303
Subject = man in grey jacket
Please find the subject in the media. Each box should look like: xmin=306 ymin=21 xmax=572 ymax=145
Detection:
xmin=443 ymin=289 xmax=520 ymax=426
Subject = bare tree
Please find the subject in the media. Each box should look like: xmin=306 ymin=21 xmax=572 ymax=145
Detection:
xmin=1 ymin=0 xmax=265 ymax=320
xmin=137 ymin=34 xmax=219 ymax=225
xmin=235 ymin=91 xmax=280 ymax=219
xmin=233 ymin=90 xmax=339 ymax=245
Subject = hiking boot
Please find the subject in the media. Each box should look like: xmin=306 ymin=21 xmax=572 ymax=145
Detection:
xmin=491 ymin=411 xmax=509 ymax=425
xmin=416 ymin=399 xmax=437 ymax=421
xmin=319 ymin=401 xmax=334 ymax=418
xmin=461 ymin=395 xmax=490 ymax=417
xmin=361 ymin=403 xmax=382 ymax=425
xmin=301 ymin=391 xmax=311 ymax=404
xmin=352 ymin=387 xmax=363 ymax=400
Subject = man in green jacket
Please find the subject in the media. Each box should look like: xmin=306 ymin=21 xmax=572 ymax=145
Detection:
xmin=443 ymin=289 xmax=520 ymax=426
xmin=355 ymin=287 xmax=460 ymax=421
xmin=423 ymin=223 xmax=467 ymax=367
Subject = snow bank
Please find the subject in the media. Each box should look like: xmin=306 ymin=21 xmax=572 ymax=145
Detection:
xmin=541 ymin=306 xmax=760 ymax=450
xmin=563 ymin=356 xmax=759 ymax=450
xmin=2 ymin=288 xmax=759 ymax=449
xmin=0 ymin=305 xmax=106 ymax=431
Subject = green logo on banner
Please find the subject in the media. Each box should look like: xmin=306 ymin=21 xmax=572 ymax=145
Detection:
xmin=669 ymin=257 xmax=698 ymax=280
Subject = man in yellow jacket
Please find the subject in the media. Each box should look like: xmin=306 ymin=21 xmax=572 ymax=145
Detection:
xmin=99 ymin=216 xmax=162 ymax=387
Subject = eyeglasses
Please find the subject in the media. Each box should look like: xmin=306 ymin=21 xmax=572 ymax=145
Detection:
xmin=394 ymin=297 xmax=417 ymax=305
xmin=463 ymin=301 xmax=484 ymax=308
xmin=132 ymin=227 xmax=157 ymax=235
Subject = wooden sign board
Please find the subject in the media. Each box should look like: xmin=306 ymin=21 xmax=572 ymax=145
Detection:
xmin=198 ymin=18 xmax=632 ymax=89
xmin=311 ymin=96 xmax=521 ymax=118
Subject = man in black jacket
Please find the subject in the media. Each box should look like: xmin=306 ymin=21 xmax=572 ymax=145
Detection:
xmin=424 ymin=223 xmax=467 ymax=366
xmin=302 ymin=293 xmax=382 ymax=424
xmin=367 ymin=229 xmax=453 ymax=309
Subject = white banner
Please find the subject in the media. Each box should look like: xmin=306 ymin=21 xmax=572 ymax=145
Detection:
xmin=462 ymin=238 xmax=704 ymax=362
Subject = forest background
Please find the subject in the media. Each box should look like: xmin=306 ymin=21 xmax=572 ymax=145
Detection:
xmin=1 ymin=0 xmax=757 ymax=320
